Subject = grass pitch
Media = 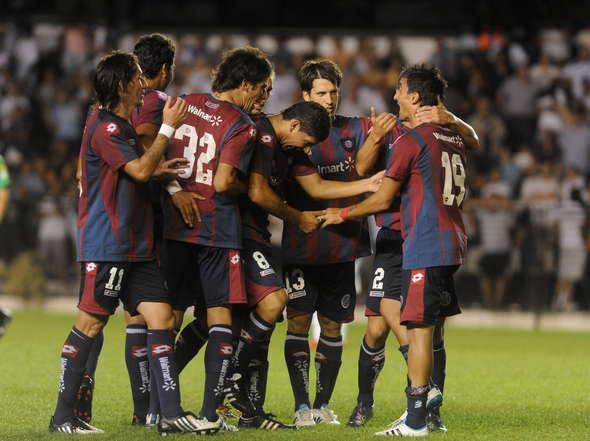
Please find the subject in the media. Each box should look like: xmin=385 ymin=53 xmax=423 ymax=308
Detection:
xmin=1 ymin=310 xmax=589 ymax=440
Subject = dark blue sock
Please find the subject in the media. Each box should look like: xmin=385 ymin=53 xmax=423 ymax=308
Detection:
xmin=85 ymin=330 xmax=103 ymax=377
xmin=405 ymin=385 xmax=428 ymax=429
xmin=175 ymin=317 xmax=208 ymax=373
xmin=125 ymin=325 xmax=150 ymax=418
xmin=357 ymin=337 xmax=385 ymax=406
xmin=147 ymin=329 xmax=182 ymax=419
xmin=432 ymin=341 xmax=446 ymax=393
xmin=233 ymin=311 xmax=273 ymax=377
xmin=284 ymin=332 xmax=311 ymax=410
xmin=313 ymin=334 xmax=343 ymax=408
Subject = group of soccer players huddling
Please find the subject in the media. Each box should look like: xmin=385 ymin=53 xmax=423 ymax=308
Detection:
xmin=49 ymin=32 xmax=478 ymax=436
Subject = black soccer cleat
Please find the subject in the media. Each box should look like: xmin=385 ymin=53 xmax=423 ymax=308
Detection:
xmin=157 ymin=411 xmax=221 ymax=435
xmin=224 ymin=373 xmax=258 ymax=417
xmin=73 ymin=373 xmax=94 ymax=423
xmin=347 ymin=403 xmax=374 ymax=427
xmin=239 ymin=412 xmax=295 ymax=430
xmin=49 ymin=415 xmax=104 ymax=434
xmin=426 ymin=408 xmax=448 ymax=433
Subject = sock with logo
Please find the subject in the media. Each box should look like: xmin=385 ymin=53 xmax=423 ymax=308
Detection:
xmin=246 ymin=331 xmax=272 ymax=409
xmin=284 ymin=332 xmax=311 ymax=410
xmin=313 ymin=334 xmax=343 ymax=408
xmin=432 ymin=341 xmax=446 ymax=394
xmin=53 ymin=327 xmax=96 ymax=424
xmin=175 ymin=317 xmax=209 ymax=373
xmin=84 ymin=330 xmax=103 ymax=377
xmin=200 ymin=325 xmax=234 ymax=421
xmin=405 ymin=385 xmax=428 ymax=429
xmin=357 ymin=337 xmax=385 ymax=407
xmin=147 ymin=329 xmax=182 ymax=419
xmin=232 ymin=311 xmax=273 ymax=379
xmin=125 ymin=324 xmax=150 ymax=419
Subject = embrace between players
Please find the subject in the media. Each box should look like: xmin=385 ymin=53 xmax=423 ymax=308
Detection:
xmin=49 ymin=33 xmax=478 ymax=437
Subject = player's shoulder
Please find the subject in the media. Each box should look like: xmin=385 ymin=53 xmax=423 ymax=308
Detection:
xmin=93 ymin=110 xmax=133 ymax=140
xmin=420 ymin=123 xmax=465 ymax=149
xmin=184 ymin=93 xmax=253 ymax=128
xmin=334 ymin=114 xmax=369 ymax=128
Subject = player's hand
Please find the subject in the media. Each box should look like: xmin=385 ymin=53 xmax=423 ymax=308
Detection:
xmin=298 ymin=210 xmax=323 ymax=233
xmin=171 ymin=190 xmax=204 ymax=227
xmin=153 ymin=158 xmax=190 ymax=178
xmin=366 ymin=170 xmax=385 ymax=192
xmin=370 ymin=107 xmax=397 ymax=143
xmin=319 ymin=207 xmax=345 ymax=228
xmin=415 ymin=103 xmax=454 ymax=126
xmin=162 ymin=96 xmax=188 ymax=128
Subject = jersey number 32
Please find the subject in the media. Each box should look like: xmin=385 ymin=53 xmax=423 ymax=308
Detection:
xmin=174 ymin=124 xmax=217 ymax=186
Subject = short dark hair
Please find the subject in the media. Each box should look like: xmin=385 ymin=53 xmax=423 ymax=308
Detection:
xmin=94 ymin=51 xmax=139 ymax=110
xmin=211 ymin=46 xmax=273 ymax=93
xmin=281 ymin=101 xmax=331 ymax=143
xmin=297 ymin=59 xmax=343 ymax=92
xmin=398 ymin=64 xmax=447 ymax=106
xmin=133 ymin=33 xmax=175 ymax=79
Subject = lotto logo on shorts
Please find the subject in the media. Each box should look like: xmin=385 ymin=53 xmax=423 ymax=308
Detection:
xmin=61 ymin=344 xmax=79 ymax=358
xmin=411 ymin=270 xmax=426 ymax=285
xmin=219 ymin=342 xmax=233 ymax=356
xmin=151 ymin=344 xmax=173 ymax=356
xmin=230 ymin=251 xmax=241 ymax=266
xmin=85 ymin=262 xmax=97 ymax=274
xmin=131 ymin=346 xmax=148 ymax=358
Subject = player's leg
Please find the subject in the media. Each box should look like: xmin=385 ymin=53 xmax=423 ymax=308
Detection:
xmin=405 ymin=324 xmax=434 ymax=430
xmin=73 ymin=325 xmax=103 ymax=423
xmin=284 ymin=265 xmax=317 ymax=427
xmin=175 ymin=309 xmax=208 ymax=372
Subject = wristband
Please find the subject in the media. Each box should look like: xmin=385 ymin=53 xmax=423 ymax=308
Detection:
xmin=340 ymin=207 xmax=350 ymax=221
xmin=158 ymin=123 xmax=175 ymax=139
xmin=166 ymin=180 xmax=182 ymax=195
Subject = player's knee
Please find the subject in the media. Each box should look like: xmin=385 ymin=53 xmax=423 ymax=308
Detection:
xmin=126 ymin=313 xmax=146 ymax=326
xmin=257 ymin=289 xmax=287 ymax=322
xmin=366 ymin=319 xmax=388 ymax=347
xmin=75 ymin=310 xmax=107 ymax=337
xmin=318 ymin=315 xmax=341 ymax=337
xmin=288 ymin=314 xmax=312 ymax=334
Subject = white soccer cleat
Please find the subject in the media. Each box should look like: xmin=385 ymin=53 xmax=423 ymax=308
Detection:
xmin=49 ymin=416 xmax=105 ymax=434
xmin=313 ymin=406 xmax=340 ymax=425
xmin=375 ymin=418 xmax=428 ymax=437
xmin=157 ymin=412 xmax=221 ymax=435
xmin=293 ymin=408 xmax=316 ymax=428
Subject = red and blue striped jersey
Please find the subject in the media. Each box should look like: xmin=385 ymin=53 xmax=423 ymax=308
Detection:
xmin=162 ymin=93 xmax=257 ymax=249
xmin=131 ymin=88 xmax=166 ymax=128
xmin=374 ymin=120 xmax=408 ymax=231
xmin=240 ymin=115 xmax=316 ymax=245
xmin=77 ymin=109 xmax=154 ymax=262
xmin=281 ymin=115 xmax=372 ymax=265
xmin=386 ymin=123 xmax=468 ymax=269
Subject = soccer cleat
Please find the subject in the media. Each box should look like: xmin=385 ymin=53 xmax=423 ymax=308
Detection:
xmin=426 ymin=409 xmax=447 ymax=433
xmin=224 ymin=373 xmax=258 ymax=416
xmin=157 ymin=411 xmax=221 ymax=435
xmin=73 ymin=373 xmax=94 ymax=423
xmin=426 ymin=386 xmax=443 ymax=410
xmin=239 ymin=412 xmax=295 ymax=430
xmin=313 ymin=406 xmax=340 ymax=425
xmin=375 ymin=419 xmax=428 ymax=437
xmin=347 ymin=403 xmax=374 ymax=427
xmin=0 ymin=308 xmax=12 ymax=338
xmin=131 ymin=413 xmax=159 ymax=427
xmin=293 ymin=408 xmax=316 ymax=428
xmin=219 ymin=416 xmax=239 ymax=432
xmin=49 ymin=416 xmax=104 ymax=434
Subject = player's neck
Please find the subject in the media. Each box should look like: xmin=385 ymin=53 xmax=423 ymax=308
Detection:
xmin=267 ymin=114 xmax=282 ymax=136
xmin=212 ymin=90 xmax=241 ymax=107
xmin=111 ymin=102 xmax=135 ymax=122
xmin=144 ymin=78 xmax=163 ymax=92
xmin=405 ymin=110 xmax=421 ymax=129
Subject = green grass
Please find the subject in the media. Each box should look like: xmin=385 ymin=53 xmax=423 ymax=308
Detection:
xmin=1 ymin=311 xmax=589 ymax=440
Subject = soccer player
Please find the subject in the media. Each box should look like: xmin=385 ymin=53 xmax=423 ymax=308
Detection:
xmin=0 ymin=153 xmax=12 ymax=338
xmin=349 ymin=104 xmax=479 ymax=429
xmin=281 ymin=59 xmax=396 ymax=427
xmin=160 ymin=46 xmax=271 ymax=430
xmin=321 ymin=64 xmax=468 ymax=437
xmin=48 ymin=51 xmax=216 ymax=435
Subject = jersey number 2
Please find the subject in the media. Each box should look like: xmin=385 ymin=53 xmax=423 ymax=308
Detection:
xmin=441 ymin=151 xmax=465 ymax=207
xmin=174 ymin=124 xmax=216 ymax=186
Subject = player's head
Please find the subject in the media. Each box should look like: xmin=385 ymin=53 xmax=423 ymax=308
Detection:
xmin=298 ymin=59 xmax=342 ymax=121
xmin=211 ymin=46 xmax=274 ymax=114
xmin=395 ymin=64 xmax=447 ymax=120
xmin=94 ymin=51 xmax=145 ymax=111
xmin=251 ymin=76 xmax=273 ymax=115
xmin=133 ymin=33 xmax=176 ymax=90
xmin=279 ymin=101 xmax=331 ymax=152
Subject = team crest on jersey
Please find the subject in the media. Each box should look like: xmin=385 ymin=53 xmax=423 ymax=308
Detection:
xmin=440 ymin=290 xmax=452 ymax=306
xmin=341 ymin=137 xmax=355 ymax=151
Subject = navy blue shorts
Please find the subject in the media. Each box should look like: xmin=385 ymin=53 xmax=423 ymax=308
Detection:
xmin=163 ymin=239 xmax=247 ymax=310
xmin=400 ymin=265 xmax=462 ymax=326
xmin=243 ymin=239 xmax=283 ymax=307
xmin=365 ymin=228 xmax=403 ymax=317
xmin=284 ymin=262 xmax=356 ymax=324
xmin=78 ymin=260 xmax=169 ymax=317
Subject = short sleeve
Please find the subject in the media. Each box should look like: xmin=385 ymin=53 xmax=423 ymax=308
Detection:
xmin=386 ymin=135 xmax=420 ymax=181
xmin=357 ymin=116 xmax=372 ymax=149
xmin=251 ymin=139 xmax=274 ymax=178
xmin=0 ymin=156 xmax=10 ymax=188
xmin=92 ymin=123 xmax=139 ymax=171
xmin=132 ymin=91 xmax=166 ymax=128
xmin=219 ymin=122 xmax=257 ymax=174
xmin=291 ymin=151 xmax=316 ymax=177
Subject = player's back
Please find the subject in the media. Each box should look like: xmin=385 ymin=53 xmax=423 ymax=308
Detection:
xmin=163 ymin=93 xmax=256 ymax=249
xmin=395 ymin=123 xmax=467 ymax=268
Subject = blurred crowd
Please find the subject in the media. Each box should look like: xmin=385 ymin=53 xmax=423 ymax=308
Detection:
xmin=0 ymin=22 xmax=589 ymax=311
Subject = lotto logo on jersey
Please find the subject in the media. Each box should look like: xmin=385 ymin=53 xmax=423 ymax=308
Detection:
xmin=230 ymin=251 xmax=241 ymax=266
xmin=85 ymin=262 xmax=97 ymax=274
xmin=261 ymin=134 xmax=273 ymax=144
xmin=219 ymin=342 xmax=233 ymax=356
xmin=410 ymin=270 xmax=425 ymax=285
xmin=131 ymin=346 xmax=148 ymax=358
xmin=106 ymin=123 xmax=119 ymax=134
xmin=62 ymin=344 xmax=79 ymax=358
xmin=151 ymin=344 xmax=173 ymax=356
xmin=249 ymin=127 xmax=257 ymax=138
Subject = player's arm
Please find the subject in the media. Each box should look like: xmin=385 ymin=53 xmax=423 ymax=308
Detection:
xmin=415 ymin=104 xmax=480 ymax=150
xmin=124 ymin=97 xmax=188 ymax=182
xmin=356 ymin=108 xmax=397 ymax=176
xmin=295 ymin=169 xmax=384 ymax=200
xmin=213 ymin=163 xmax=248 ymax=195
xmin=248 ymin=172 xmax=320 ymax=233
